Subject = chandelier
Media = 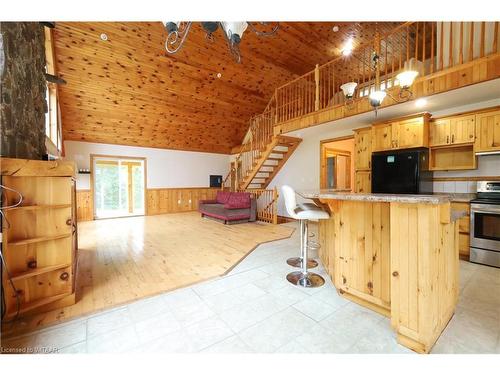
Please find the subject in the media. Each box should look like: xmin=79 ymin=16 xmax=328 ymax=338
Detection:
xmin=164 ymin=22 xmax=279 ymax=63
xmin=339 ymin=50 xmax=419 ymax=115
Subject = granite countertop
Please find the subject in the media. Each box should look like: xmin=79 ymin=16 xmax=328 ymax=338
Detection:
xmin=299 ymin=189 xmax=452 ymax=204
xmin=433 ymin=193 xmax=476 ymax=203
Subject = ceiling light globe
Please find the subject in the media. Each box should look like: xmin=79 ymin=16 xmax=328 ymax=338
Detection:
xmin=396 ymin=70 xmax=419 ymax=88
xmin=341 ymin=82 xmax=358 ymax=99
xmin=369 ymin=90 xmax=386 ymax=107
xmin=222 ymin=22 xmax=248 ymax=41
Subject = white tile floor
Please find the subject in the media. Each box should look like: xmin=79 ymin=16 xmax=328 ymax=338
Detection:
xmin=1 ymin=222 xmax=499 ymax=354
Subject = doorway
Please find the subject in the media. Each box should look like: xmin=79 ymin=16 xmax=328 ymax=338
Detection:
xmin=320 ymin=137 xmax=354 ymax=190
xmin=91 ymin=155 xmax=146 ymax=219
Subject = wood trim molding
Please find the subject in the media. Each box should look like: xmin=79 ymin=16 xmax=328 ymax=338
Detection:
xmin=430 ymin=105 xmax=500 ymax=120
xmin=432 ymin=176 xmax=500 ymax=182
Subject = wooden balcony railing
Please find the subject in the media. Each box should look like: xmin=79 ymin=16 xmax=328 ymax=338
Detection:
xmin=262 ymin=22 xmax=499 ymax=130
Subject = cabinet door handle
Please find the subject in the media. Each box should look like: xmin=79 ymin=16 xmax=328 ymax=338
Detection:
xmin=446 ymin=135 xmax=450 ymax=144
xmin=451 ymin=134 xmax=455 ymax=143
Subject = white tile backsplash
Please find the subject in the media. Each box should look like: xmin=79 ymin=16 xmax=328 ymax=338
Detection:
xmin=434 ymin=181 xmax=444 ymax=192
xmin=443 ymin=181 xmax=456 ymax=193
xmin=455 ymin=181 xmax=468 ymax=193
xmin=433 ymin=180 xmax=478 ymax=194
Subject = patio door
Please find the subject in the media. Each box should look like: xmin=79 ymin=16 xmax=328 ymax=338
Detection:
xmin=93 ymin=156 xmax=145 ymax=219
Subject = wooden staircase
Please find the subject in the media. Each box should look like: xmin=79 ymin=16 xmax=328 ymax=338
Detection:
xmin=240 ymin=135 xmax=301 ymax=189
xmin=221 ymin=95 xmax=301 ymax=192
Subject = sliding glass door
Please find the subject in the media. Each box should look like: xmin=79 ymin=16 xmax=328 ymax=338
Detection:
xmin=93 ymin=156 xmax=145 ymax=219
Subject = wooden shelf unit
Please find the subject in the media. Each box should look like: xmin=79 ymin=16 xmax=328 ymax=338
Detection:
xmin=429 ymin=144 xmax=477 ymax=171
xmin=1 ymin=158 xmax=78 ymax=320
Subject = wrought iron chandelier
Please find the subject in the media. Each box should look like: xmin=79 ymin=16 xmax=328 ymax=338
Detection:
xmin=340 ymin=51 xmax=419 ymax=115
xmin=164 ymin=22 xmax=279 ymax=63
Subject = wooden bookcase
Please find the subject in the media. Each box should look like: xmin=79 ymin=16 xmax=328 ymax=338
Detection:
xmin=1 ymin=158 xmax=78 ymax=319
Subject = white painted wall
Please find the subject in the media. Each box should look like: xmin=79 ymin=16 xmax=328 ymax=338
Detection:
xmin=64 ymin=140 xmax=230 ymax=190
xmin=268 ymin=96 xmax=500 ymax=217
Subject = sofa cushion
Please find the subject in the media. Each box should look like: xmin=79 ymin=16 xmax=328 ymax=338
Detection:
xmin=216 ymin=190 xmax=231 ymax=204
xmin=225 ymin=192 xmax=251 ymax=209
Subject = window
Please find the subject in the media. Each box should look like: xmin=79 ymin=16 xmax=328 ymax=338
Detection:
xmin=44 ymin=26 xmax=62 ymax=153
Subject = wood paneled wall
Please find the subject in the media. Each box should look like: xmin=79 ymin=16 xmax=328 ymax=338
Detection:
xmin=76 ymin=190 xmax=93 ymax=222
xmin=146 ymin=188 xmax=218 ymax=215
xmin=76 ymin=187 xmax=219 ymax=221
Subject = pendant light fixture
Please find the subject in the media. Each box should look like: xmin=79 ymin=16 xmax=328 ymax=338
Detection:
xmin=164 ymin=21 xmax=279 ymax=63
xmin=340 ymin=82 xmax=358 ymax=99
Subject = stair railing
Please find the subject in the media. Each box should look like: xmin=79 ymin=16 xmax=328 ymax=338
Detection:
xmin=232 ymin=96 xmax=276 ymax=189
xmin=238 ymin=187 xmax=279 ymax=224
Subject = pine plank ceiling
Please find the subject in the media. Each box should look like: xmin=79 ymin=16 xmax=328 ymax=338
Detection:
xmin=54 ymin=22 xmax=402 ymax=154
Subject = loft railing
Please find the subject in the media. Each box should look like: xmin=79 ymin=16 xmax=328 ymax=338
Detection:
xmin=272 ymin=21 xmax=499 ymax=123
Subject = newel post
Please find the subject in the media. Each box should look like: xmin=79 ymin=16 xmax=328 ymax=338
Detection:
xmin=314 ymin=64 xmax=320 ymax=111
xmin=272 ymin=187 xmax=278 ymax=225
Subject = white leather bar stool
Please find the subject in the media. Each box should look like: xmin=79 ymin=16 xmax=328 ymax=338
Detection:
xmin=282 ymin=185 xmax=330 ymax=288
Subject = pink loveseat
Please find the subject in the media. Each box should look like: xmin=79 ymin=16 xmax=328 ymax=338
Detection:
xmin=198 ymin=191 xmax=257 ymax=224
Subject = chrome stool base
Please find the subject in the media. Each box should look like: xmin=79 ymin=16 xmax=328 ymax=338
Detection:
xmin=286 ymin=257 xmax=318 ymax=268
xmin=286 ymin=271 xmax=325 ymax=288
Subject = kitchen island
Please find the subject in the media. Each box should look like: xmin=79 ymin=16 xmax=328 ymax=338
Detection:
xmin=300 ymin=190 xmax=464 ymax=353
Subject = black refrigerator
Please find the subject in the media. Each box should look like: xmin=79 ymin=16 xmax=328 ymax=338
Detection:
xmin=371 ymin=149 xmax=433 ymax=194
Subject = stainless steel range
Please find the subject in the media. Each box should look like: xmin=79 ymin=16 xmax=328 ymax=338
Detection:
xmin=470 ymin=181 xmax=500 ymax=268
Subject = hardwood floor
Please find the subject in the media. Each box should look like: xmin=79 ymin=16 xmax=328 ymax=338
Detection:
xmin=1 ymin=212 xmax=294 ymax=337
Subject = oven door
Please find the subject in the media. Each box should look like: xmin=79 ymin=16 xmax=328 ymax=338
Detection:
xmin=470 ymin=203 xmax=500 ymax=252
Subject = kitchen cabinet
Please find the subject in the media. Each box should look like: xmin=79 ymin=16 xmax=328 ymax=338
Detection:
xmin=430 ymin=114 xmax=475 ymax=147
xmin=372 ymin=113 xmax=430 ymax=152
xmin=354 ymin=127 xmax=372 ymax=170
xmin=451 ymin=202 xmax=471 ymax=259
xmin=475 ymin=109 xmax=500 ymax=152
xmin=372 ymin=123 xmax=395 ymax=152
xmin=354 ymin=171 xmax=371 ymax=193
xmin=430 ymin=119 xmax=451 ymax=146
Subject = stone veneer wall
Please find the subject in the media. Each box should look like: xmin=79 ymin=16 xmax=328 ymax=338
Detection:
xmin=0 ymin=22 xmax=47 ymax=160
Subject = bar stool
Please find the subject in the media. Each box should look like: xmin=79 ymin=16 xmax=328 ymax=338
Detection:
xmin=281 ymin=185 xmax=330 ymax=288
xmin=285 ymin=201 xmax=321 ymax=269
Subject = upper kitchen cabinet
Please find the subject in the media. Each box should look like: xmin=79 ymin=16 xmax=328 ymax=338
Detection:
xmin=354 ymin=127 xmax=372 ymax=170
xmin=396 ymin=115 xmax=430 ymax=149
xmin=372 ymin=123 xmax=394 ymax=152
xmin=475 ymin=108 xmax=500 ymax=153
xmin=372 ymin=113 xmax=430 ymax=152
xmin=430 ymin=114 xmax=475 ymax=147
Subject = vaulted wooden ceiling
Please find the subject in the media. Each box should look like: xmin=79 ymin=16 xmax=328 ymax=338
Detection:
xmin=54 ymin=22 xmax=402 ymax=154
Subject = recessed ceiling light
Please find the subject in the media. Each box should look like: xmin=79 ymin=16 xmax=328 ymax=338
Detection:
xmin=216 ymin=73 xmax=222 ymax=78
xmin=100 ymin=33 xmax=108 ymax=41
xmin=341 ymin=38 xmax=353 ymax=56
xmin=415 ymin=98 xmax=427 ymax=107
xmin=332 ymin=26 xmax=339 ymax=32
